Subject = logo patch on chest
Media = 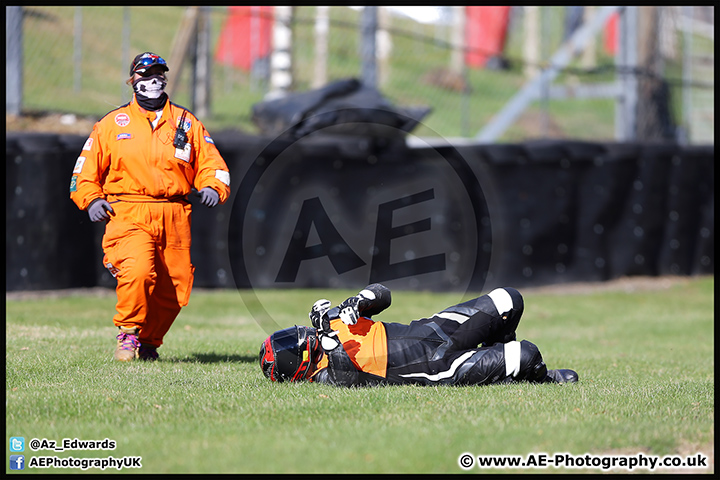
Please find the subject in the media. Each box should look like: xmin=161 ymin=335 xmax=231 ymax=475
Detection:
xmin=114 ymin=113 xmax=130 ymax=127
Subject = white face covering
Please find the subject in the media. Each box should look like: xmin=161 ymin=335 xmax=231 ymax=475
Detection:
xmin=133 ymin=74 xmax=167 ymax=99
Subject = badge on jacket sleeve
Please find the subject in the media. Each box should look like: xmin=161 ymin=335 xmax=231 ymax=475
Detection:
xmin=73 ymin=156 xmax=86 ymax=174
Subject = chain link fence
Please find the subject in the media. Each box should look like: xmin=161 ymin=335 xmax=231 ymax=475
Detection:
xmin=6 ymin=6 xmax=714 ymax=143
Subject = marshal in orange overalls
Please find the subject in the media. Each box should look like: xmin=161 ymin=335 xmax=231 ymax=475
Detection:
xmin=70 ymin=94 xmax=231 ymax=350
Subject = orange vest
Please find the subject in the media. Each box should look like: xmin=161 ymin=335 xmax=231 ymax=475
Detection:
xmin=314 ymin=317 xmax=388 ymax=378
xmin=70 ymin=96 xmax=230 ymax=210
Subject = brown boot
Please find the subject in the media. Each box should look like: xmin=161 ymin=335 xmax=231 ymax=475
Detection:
xmin=114 ymin=326 xmax=140 ymax=361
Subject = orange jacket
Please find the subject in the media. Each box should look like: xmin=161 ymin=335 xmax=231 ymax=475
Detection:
xmin=70 ymin=95 xmax=230 ymax=210
xmin=312 ymin=316 xmax=388 ymax=379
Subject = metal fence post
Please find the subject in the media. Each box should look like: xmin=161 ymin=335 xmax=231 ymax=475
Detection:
xmin=680 ymin=6 xmax=694 ymax=145
xmin=122 ymin=7 xmax=130 ymax=103
xmin=361 ymin=6 xmax=378 ymax=89
xmin=6 ymin=6 xmax=23 ymax=116
xmin=74 ymin=7 xmax=82 ymax=93
xmin=615 ymin=6 xmax=638 ymax=141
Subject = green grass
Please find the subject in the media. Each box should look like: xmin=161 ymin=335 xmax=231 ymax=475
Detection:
xmin=5 ymin=276 xmax=714 ymax=473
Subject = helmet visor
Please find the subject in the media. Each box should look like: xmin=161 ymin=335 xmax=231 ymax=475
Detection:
xmin=265 ymin=326 xmax=316 ymax=382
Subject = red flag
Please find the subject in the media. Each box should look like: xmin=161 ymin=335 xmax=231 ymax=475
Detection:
xmin=465 ymin=6 xmax=511 ymax=68
xmin=215 ymin=6 xmax=273 ymax=71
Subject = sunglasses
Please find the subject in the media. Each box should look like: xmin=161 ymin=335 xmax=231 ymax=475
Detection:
xmin=132 ymin=55 xmax=167 ymax=74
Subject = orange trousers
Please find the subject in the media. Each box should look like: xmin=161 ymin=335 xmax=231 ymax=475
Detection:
xmin=101 ymin=196 xmax=195 ymax=348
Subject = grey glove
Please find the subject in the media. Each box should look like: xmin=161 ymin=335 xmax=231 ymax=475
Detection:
xmin=199 ymin=187 xmax=219 ymax=208
xmin=87 ymin=198 xmax=114 ymax=222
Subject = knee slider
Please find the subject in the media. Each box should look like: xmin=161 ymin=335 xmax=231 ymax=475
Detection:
xmin=504 ymin=340 xmax=547 ymax=381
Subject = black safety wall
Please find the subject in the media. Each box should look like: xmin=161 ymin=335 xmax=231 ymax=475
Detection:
xmin=453 ymin=141 xmax=714 ymax=288
xmin=5 ymin=131 xmax=713 ymax=291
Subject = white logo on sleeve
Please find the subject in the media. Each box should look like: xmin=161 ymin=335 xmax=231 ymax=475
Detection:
xmin=215 ymin=170 xmax=230 ymax=186
xmin=73 ymin=156 xmax=87 ymax=174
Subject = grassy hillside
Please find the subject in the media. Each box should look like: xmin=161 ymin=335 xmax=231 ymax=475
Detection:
xmin=18 ymin=6 xmax=624 ymax=140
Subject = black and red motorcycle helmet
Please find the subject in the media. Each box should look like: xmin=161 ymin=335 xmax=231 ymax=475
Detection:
xmin=259 ymin=326 xmax=321 ymax=382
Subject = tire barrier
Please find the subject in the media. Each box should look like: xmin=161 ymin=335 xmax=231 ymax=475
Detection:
xmin=6 ymin=131 xmax=713 ymax=291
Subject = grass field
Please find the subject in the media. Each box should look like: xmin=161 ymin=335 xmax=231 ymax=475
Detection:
xmin=5 ymin=276 xmax=714 ymax=473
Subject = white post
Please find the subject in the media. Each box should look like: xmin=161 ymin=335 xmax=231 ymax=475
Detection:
xmin=377 ymin=6 xmax=392 ymax=86
xmin=268 ymin=6 xmax=293 ymax=99
xmin=449 ymin=6 xmax=465 ymax=76
xmin=523 ymin=6 xmax=540 ymax=78
xmin=312 ymin=6 xmax=329 ymax=89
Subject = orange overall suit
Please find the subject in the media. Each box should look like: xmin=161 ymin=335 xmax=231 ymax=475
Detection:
xmin=70 ymin=95 xmax=231 ymax=348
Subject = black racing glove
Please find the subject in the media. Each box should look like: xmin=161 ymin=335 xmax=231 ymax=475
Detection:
xmin=338 ymin=295 xmax=366 ymax=326
xmin=309 ymin=299 xmax=343 ymax=352
xmin=337 ymin=284 xmax=392 ymax=325
xmin=309 ymin=299 xmax=332 ymax=332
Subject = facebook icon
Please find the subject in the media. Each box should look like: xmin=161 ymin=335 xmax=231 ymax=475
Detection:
xmin=10 ymin=455 xmax=25 ymax=470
